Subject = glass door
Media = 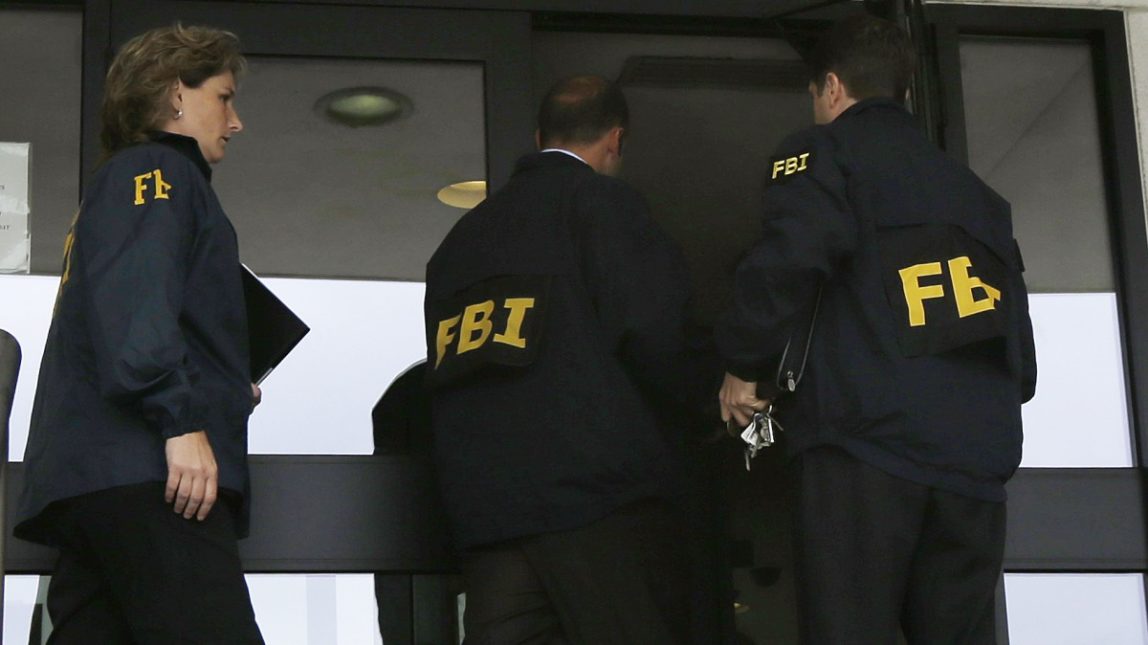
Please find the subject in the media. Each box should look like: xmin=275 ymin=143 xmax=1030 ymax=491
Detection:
xmin=926 ymin=6 xmax=1148 ymax=643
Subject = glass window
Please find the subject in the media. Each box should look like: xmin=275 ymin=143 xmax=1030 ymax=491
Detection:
xmin=212 ymin=57 xmax=486 ymax=454
xmin=1005 ymin=573 xmax=1148 ymax=644
xmin=214 ymin=57 xmax=485 ymax=281
xmin=3 ymin=574 xmax=391 ymax=644
xmin=0 ymin=9 xmax=81 ymax=275
xmin=1022 ymin=293 xmax=1132 ymax=467
xmin=2 ymin=576 xmax=42 ymax=645
xmin=248 ymin=277 xmax=425 ymax=455
xmin=246 ymin=574 xmax=383 ymax=645
xmin=961 ymin=37 xmax=1132 ymax=467
xmin=961 ymin=37 xmax=1112 ymax=293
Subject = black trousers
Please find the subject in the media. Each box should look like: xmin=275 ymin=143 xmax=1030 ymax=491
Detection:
xmin=44 ymin=482 xmax=264 ymax=645
xmin=792 ymin=447 xmax=1006 ymax=645
xmin=460 ymin=499 xmax=691 ymax=645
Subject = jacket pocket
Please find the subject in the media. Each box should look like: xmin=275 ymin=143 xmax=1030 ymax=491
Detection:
xmin=876 ymin=221 xmax=1012 ymax=358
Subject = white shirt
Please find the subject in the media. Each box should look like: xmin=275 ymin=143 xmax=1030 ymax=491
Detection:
xmin=539 ymin=148 xmax=590 ymax=166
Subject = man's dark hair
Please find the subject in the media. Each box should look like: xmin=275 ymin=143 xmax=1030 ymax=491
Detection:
xmin=538 ymin=75 xmax=629 ymax=147
xmin=808 ymin=14 xmax=916 ymax=103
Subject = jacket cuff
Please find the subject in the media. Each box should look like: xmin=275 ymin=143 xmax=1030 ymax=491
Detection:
xmin=725 ymin=360 xmax=772 ymax=383
xmin=160 ymin=423 xmax=200 ymax=440
xmin=157 ymin=393 xmax=209 ymax=440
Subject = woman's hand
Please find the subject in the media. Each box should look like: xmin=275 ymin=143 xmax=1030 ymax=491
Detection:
xmin=165 ymin=430 xmax=218 ymax=521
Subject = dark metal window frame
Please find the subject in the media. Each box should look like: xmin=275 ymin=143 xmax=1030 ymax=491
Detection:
xmin=926 ymin=2 xmax=1148 ymax=609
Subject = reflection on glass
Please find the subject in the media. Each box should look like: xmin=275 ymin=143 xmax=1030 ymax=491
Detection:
xmin=213 ymin=57 xmax=485 ymax=281
xmin=961 ymin=37 xmax=1113 ymax=293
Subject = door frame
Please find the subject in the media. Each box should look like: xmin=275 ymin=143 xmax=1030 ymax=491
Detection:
xmin=924 ymin=3 xmax=1148 ymax=626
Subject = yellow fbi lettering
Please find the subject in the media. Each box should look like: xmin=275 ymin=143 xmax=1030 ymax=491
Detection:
xmin=435 ymin=298 xmax=536 ymax=368
xmin=133 ymin=169 xmax=172 ymax=206
xmin=771 ymin=153 xmax=811 ymax=180
xmin=899 ymin=256 xmax=1002 ymax=327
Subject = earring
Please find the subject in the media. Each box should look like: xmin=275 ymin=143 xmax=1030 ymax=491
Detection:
xmin=174 ymin=109 xmax=183 ymax=120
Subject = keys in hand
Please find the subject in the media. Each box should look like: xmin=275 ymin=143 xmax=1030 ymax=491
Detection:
xmin=740 ymin=405 xmax=783 ymax=471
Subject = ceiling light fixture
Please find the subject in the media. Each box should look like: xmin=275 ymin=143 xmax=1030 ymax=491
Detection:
xmin=437 ymin=181 xmax=487 ymax=210
xmin=315 ymin=87 xmax=411 ymax=127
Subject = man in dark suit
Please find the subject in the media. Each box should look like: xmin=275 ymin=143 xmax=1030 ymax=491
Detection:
xmin=424 ymin=75 xmax=715 ymax=645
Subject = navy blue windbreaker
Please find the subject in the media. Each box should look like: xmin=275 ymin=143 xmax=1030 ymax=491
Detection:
xmin=717 ymin=99 xmax=1037 ymax=502
xmin=425 ymin=151 xmax=719 ymax=549
xmin=16 ymin=132 xmax=253 ymax=543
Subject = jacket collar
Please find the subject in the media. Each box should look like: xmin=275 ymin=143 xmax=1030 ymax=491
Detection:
xmin=149 ymin=131 xmax=212 ymax=182
xmin=836 ymin=96 xmax=911 ymax=122
xmin=514 ymin=150 xmax=595 ymax=176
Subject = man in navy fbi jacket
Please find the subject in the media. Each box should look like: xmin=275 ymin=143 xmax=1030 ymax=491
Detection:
xmin=425 ymin=75 xmax=716 ymax=644
xmin=717 ymin=16 xmax=1037 ymax=644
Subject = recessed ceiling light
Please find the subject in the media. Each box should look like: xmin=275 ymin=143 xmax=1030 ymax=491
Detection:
xmin=315 ymin=87 xmax=411 ymax=127
xmin=437 ymin=181 xmax=487 ymax=210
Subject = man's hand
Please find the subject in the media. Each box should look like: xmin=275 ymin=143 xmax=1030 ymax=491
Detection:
xmin=165 ymin=430 xmax=218 ymax=521
xmin=719 ymin=372 xmax=770 ymax=428
xmin=251 ymin=383 xmax=262 ymax=409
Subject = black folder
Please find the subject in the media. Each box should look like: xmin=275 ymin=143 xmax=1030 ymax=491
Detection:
xmin=241 ymin=265 xmax=310 ymax=384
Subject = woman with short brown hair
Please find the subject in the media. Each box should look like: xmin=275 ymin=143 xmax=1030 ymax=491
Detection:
xmin=16 ymin=24 xmax=264 ymax=644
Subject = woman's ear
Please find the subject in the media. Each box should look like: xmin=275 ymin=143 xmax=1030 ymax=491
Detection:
xmin=169 ymin=81 xmax=184 ymax=116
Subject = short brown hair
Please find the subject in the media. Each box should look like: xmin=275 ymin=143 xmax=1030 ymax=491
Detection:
xmin=809 ymin=15 xmax=915 ymax=103
xmin=101 ymin=24 xmax=245 ymax=157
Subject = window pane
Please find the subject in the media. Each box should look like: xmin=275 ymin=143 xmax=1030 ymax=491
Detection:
xmin=248 ymin=278 xmax=425 ymax=455
xmin=962 ymin=36 xmax=1132 ymax=468
xmin=1022 ymin=294 xmax=1133 ymax=467
xmin=216 ymin=59 xmax=482 ymax=452
xmin=246 ymin=574 xmax=384 ymax=645
xmin=1005 ymin=573 xmax=1148 ymax=644
xmin=0 ymin=274 xmax=58 ymax=460
xmin=2 ymin=575 xmax=42 ymax=645
xmin=214 ymin=57 xmax=485 ymax=281
xmin=960 ymin=37 xmax=1112 ymax=293
xmin=0 ymin=9 xmax=81 ymax=274
xmin=2 ymin=574 xmax=390 ymax=644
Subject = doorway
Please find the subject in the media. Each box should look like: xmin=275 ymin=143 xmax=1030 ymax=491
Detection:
xmin=533 ymin=25 xmax=819 ymax=645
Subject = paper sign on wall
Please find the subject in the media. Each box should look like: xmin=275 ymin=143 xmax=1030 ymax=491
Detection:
xmin=0 ymin=142 xmax=31 ymax=274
